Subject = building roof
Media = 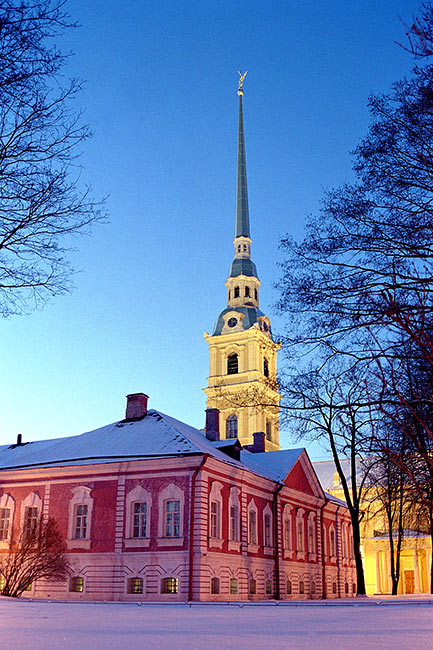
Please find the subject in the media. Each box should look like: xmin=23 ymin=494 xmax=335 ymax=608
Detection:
xmin=228 ymin=257 xmax=258 ymax=278
xmin=240 ymin=448 xmax=304 ymax=483
xmin=212 ymin=305 xmax=267 ymax=335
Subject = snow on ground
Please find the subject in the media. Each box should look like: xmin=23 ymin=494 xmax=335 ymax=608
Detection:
xmin=2 ymin=598 xmax=433 ymax=650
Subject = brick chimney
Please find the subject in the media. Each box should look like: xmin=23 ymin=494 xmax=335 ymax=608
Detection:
xmin=125 ymin=393 xmax=148 ymax=421
xmin=205 ymin=408 xmax=220 ymax=441
xmin=251 ymin=431 xmax=265 ymax=453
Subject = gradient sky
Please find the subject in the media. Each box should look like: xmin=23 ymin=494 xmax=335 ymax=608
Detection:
xmin=0 ymin=0 xmax=424 ymax=458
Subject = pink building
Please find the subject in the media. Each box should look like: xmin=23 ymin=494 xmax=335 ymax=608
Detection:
xmin=0 ymin=393 xmax=356 ymax=601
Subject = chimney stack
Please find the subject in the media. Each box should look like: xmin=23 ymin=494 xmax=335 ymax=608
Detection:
xmin=205 ymin=408 xmax=220 ymax=441
xmin=251 ymin=431 xmax=265 ymax=453
xmin=125 ymin=393 xmax=148 ymax=421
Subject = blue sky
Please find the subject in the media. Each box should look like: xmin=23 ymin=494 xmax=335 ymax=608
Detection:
xmin=0 ymin=0 xmax=423 ymax=458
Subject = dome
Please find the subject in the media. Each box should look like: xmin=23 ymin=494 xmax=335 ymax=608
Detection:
xmin=228 ymin=258 xmax=259 ymax=278
xmin=212 ymin=306 xmax=266 ymax=336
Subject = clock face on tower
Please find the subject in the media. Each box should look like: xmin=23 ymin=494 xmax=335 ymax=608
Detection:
xmin=228 ymin=317 xmax=238 ymax=328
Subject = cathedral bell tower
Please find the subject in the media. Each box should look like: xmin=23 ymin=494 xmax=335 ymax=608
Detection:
xmin=204 ymin=73 xmax=281 ymax=451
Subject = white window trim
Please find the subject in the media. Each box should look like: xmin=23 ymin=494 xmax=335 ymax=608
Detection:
xmin=157 ymin=483 xmax=184 ymax=544
xmin=67 ymin=486 xmax=93 ymax=549
xmin=283 ymin=504 xmax=293 ymax=559
xmin=263 ymin=504 xmax=273 ymax=551
xmin=247 ymin=498 xmax=259 ymax=552
xmin=307 ymin=512 xmax=317 ymax=561
xmin=21 ymin=491 xmax=42 ymax=539
xmin=296 ymin=508 xmax=305 ymax=560
xmin=209 ymin=481 xmax=223 ymax=548
xmin=228 ymin=487 xmax=241 ymax=551
xmin=0 ymin=492 xmax=15 ymax=548
xmin=124 ymin=485 xmax=152 ymax=548
xmin=329 ymin=524 xmax=336 ymax=561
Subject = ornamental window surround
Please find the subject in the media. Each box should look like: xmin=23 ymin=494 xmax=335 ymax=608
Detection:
xmin=263 ymin=505 xmax=273 ymax=548
xmin=226 ymin=414 xmax=238 ymax=439
xmin=209 ymin=482 xmax=223 ymax=544
xmin=157 ymin=484 xmax=184 ymax=542
xmin=125 ymin=485 xmax=152 ymax=544
xmin=296 ymin=509 xmax=305 ymax=554
xmin=248 ymin=499 xmax=258 ymax=547
xmin=283 ymin=504 xmax=293 ymax=553
xmin=329 ymin=525 xmax=336 ymax=557
xmin=307 ymin=512 xmax=316 ymax=555
xmin=67 ymin=486 xmax=93 ymax=549
xmin=228 ymin=487 xmax=240 ymax=543
xmin=0 ymin=493 xmax=14 ymax=545
xmin=227 ymin=353 xmax=238 ymax=375
xmin=21 ymin=492 xmax=42 ymax=540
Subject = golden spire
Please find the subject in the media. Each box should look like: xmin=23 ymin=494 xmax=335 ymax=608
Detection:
xmin=237 ymin=70 xmax=247 ymax=96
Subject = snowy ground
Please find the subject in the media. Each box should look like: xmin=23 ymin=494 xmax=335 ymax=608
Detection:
xmin=2 ymin=598 xmax=433 ymax=650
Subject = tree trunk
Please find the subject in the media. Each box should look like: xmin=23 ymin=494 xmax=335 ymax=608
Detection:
xmin=352 ymin=515 xmax=366 ymax=595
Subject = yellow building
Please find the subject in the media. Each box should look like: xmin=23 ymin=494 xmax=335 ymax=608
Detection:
xmin=204 ymin=78 xmax=281 ymax=451
xmin=314 ymin=459 xmax=432 ymax=595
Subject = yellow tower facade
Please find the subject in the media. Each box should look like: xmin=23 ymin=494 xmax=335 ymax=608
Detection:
xmin=204 ymin=74 xmax=281 ymax=451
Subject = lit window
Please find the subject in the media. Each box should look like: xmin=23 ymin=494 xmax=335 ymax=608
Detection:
xmin=0 ymin=508 xmax=10 ymax=541
xmin=230 ymin=578 xmax=238 ymax=594
xmin=210 ymin=577 xmax=220 ymax=594
xmin=161 ymin=577 xmax=178 ymax=594
xmin=329 ymin=528 xmax=336 ymax=556
xmin=23 ymin=506 xmax=38 ymax=539
xmin=74 ymin=504 xmax=88 ymax=539
xmin=245 ymin=286 xmax=250 ymax=297
xmin=249 ymin=578 xmax=256 ymax=595
xmin=230 ymin=505 xmax=239 ymax=542
xmin=132 ymin=502 xmax=147 ymax=538
xmin=127 ymin=577 xmax=143 ymax=594
xmin=210 ymin=501 xmax=220 ymax=539
xmin=265 ymin=579 xmax=272 ymax=595
xmin=308 ymin=517 xmax=315 ymax=553
xmin=296 ymin=518 xmax=304 ymax=552
xmin=227 ymin=354 xmax=238 ymax=375
xmin=264 ymin=513 xmax=272 ymax=547
xmin=248 ymin=509 xmax=257 ymax=545
xmin=264 ymin=359 xmax=269 ymax=377
xmin=234 ymin=286 xmax=240 ymax=298
xmin=0 ymin=574 xmax=5 ymax=590
xmin=226 ymin=414 xmax=238 ymax=438
xmin=284 ymin=517 xmax=292 ymax=550
xmin=69 ymin=576 xmax=83 ymax=593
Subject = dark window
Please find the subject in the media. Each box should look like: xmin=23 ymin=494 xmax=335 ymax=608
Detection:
xmin=311 ymin=582 xmax=316 ymax=595
xmin=266 ymin=420 xmax=272 ymax=441
xmin=265 ymin=580 xmax=272 ymax=595
xmin=353 ymin=583 xmax=356 ymax=594
xmin=237 ymin=245 xmax=241 ymax=252
xmin=234 ymin=286 xmax=240 ymax=298
xmin=245 ymin=286 xmax=250 ymax=297
xmin=254 ymin=288 xmax=258 ymax=301
xmin=286 ymin=579 xmax=292 ymax=595
xmin=161 ymin=577 xmax=178 ymax=594
xmin=264 ymin=359 xmax=269 ymax=377
xmin=345 ymin=582 xmax=349 ymax=594
xmin=127 ymin=577 xmax=143 ymax=594
xmin=226 ymin=415 xmax=238 ymax=439
xmin=299 ymin=581 xmax=304 ymax=594
xmin=211 ymin=577 xmax=220 ymax=594
xmin=332 ymin=581 xmax=337 ymax=595
xmin=243 ymin=244 xmax=247 ymax=251
xmin=230 ymin=578 xmax=238 ymax=594
xmin=228 ymin=290 xmax=231 ymax=301
xmin=132 ymin=502 xmax=147 ymax=538
xmin=249 ymin=578 xmax=256 ymax=595
xmin=227 ymin=354 xmax=238 ymax=374
xmin=70 ymin=576 xmax=84 ymax=593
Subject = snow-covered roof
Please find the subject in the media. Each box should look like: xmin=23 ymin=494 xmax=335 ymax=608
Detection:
xmin=0 ymin=410 xmax=244 ymax=471
xmin=240 ymin=448 xmax=304 ymax=483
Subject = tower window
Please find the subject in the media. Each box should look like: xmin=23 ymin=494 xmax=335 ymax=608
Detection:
xmin=226 ymin=415 xmax=238 ymax=439
xmin=237 ymin=244 xmax=241 ymax=252
xmin=266 ymin=420 xmax=272 ymax=441
xmin=254 ymin=288 xmax=258 ymax=301
xmin=234 ymin=286 xmax=240 ymax=298
xmin=243 ymin=244 xmax=247 ymax=251
xmin=264 ymin=358 xmax=269 ymax=377
xmin=245 ymin=286 xmax=250 ymax=297
xmin=228 ymin=290 xmax=231 ymax=301
xmin=227 ymin=353 xmax=238 ymax=374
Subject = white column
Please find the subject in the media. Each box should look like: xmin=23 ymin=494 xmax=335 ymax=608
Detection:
xmin=375 ymin=551 xmax=382 ymax=593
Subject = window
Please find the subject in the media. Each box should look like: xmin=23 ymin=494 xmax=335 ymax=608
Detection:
xmin=230 ymin=505 xmax=239 ymax=542
xmin=0 ymin=508 xmax=10 ymax=541
xmin=69 ymin=576 xmax=83 ymax=593
xmin=264 ymin=512 xmax=272 ymax=547
xmin=332 ymin=581 xmax=337 ymax=595
xmin=227 ymin=353 xmax=238 ymax=375
xmin=211 ymin=577 xmax=220 ymax=594
xmin=226 ymin=414 xmax=238 ymax=438
xmin=266 ymin=579 xmax=272 ymax=595
xmin=353 ymin=583 xmax=356 ymax=594
xmin=311 ymin=582 xmax=316 ymax=595
xmin=307 ymin=514 xmax=315 ymax=554
xmin=284 ymin=517 xmax=292 ymax=550
xmin=165 ymin=500 xmax=180 ymax=537
xmin=0 ymin=574 xmax=4 ymax=590
xmin=345 ymin=582 xmax=349 ymax=595
xmin=249 ymin=578 xmax=256 ymax=595
xmin=265 ymin=420 xmax=272 ymax=441
xmin=286 ymin=579 xmax=292 ymax=595
xmin=254 ymin=288 xmax=258 ymax=301
xmin=299 ymin=580 xmax=304 ymax=595
xmin=210 ymin=501 xmax=220 ymax=539
xmin=245 ymin=286 xmax=250 ymax=297
xmin=127 ymin=577 xmax=143 ymax=594
xmin=329 ymin=528 xmax=336 ymax=557
xmin=248 ymin=509 xmax=257 ymax=545
xmin=296 ymin=518 xmax=304 ymax=552
xmin=263 ymin=359 xmax=269 ymax=377
xmin=243 ymin=244 xmax=247 ymax=251
xmin=23 ymin=506 xmax=38 ymax=539
xmin=161 ymin=577 xmax=178 ymax=594
xmin=230 ymin=578 xmax=238 ymax=594
xmin=342 ymin=523 xmax=348 ymax=558
xmin=234 ymin=286 xmax=240 ymax=298
xmin=132 ymin=502 xmax=147 ymax=538
xmin=74 ymin=504 xmax=88 ymax=539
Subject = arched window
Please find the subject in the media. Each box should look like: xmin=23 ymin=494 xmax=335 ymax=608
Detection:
xmin=263 ymin=359 xmax=269 ymax=377
xmin=245 ymin=286 xmax=250 ymax=297
xmin=227 ymin=353 xmax=238 ymax=374
xmin=299 ymin=580 xmax=304 ymax=594
xmin=226 ymin=415 xmax=238 ymax=439
xmin=211 ymin=577 xmax=220 ymax=594
xmin=254 ymin=288 xmax=258 ymax=301
xmin=237 ymin=244 xmax=241 ymax=252
xmin=265 ymin=420 xmax=272 ymax=441
xmin=234 ymin=286 xmax=240 ymax=298
xmin=243 ymin=244 xmax=247 ymax=251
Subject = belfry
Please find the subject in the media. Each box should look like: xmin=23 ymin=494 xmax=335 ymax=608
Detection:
xmin=204 ymin=73 xmax=281 ymax=451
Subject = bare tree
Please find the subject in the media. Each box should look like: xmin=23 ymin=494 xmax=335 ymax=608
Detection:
xmin=0 ymin=515 xmax=70 ymax=597
xmin=0 ymin=1 xmax=104 ymax=317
